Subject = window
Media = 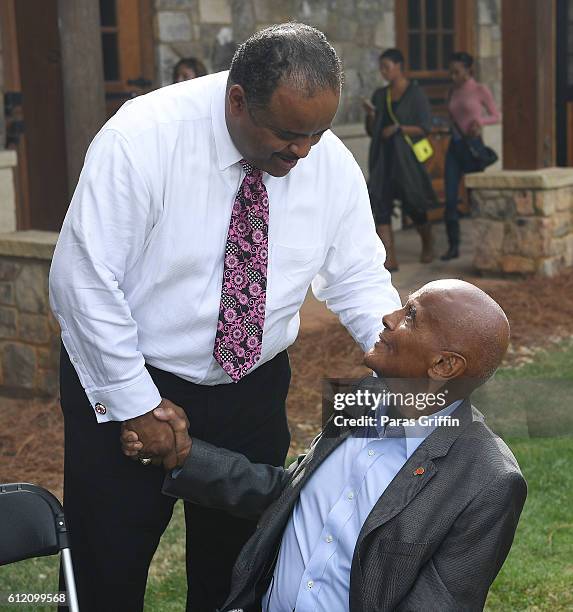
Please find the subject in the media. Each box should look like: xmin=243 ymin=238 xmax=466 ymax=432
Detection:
xmin=404 ymin=0 xmax=455 ymax=72
xmin=99 ymin=0 xmax=120 ymax=83
xmin=395 ymin=0 xmax=474 ymax=114
xmin=97 ymin=0 xmax=155 ymax=118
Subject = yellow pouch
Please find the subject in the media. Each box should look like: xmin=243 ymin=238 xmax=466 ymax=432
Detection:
xmin=410 ymin=137 xmax=434 ymax=163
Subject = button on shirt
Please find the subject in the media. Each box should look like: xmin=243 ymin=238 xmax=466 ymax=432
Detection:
xmin=263 ymin=400 xmax=462 ymax=612
xmin=49 ymin=71 xmax=400 ymax=422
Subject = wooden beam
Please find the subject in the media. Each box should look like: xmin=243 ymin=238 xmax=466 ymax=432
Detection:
xmin=0 ymin=0 xmax=30 ymax=229
xmin=502 ymin=0 xmax=555 ymax=169
xmin=57 ymin=0 xmax=106 ymax=195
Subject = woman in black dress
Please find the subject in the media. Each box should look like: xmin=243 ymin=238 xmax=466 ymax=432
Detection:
xmin=364 ymin=49 xmax=437 ymax=271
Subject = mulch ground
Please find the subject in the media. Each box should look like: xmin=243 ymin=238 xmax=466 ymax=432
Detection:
xmin=1 ymin=270 xmax=573 ymax=497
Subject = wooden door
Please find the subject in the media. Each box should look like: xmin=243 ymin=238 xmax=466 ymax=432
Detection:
xmin=556 ymin=0 xmax=573 ymax=166
xmin=99 ymin=0 xmax=155 ymax=117
xmin=0 ymin=0 xmax=69 ymax=231
xmin=396 ymin=0 xmax=476 ymax=219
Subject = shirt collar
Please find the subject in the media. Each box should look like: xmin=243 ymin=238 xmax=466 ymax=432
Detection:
xmin=211 ymin=70 xmax=243 ymax=171
xmin=375 ymin=399 xmax=464 ymax=459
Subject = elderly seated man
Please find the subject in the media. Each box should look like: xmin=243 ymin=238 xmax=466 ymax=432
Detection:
xmin=122 ymin=279 xmax=527 ymax=611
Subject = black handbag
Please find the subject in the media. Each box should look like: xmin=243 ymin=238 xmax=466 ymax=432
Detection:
xmin=448 ymin=90 xmax=499 ymax=171
xmin=465 ymin=137 xmax=498 ymax=171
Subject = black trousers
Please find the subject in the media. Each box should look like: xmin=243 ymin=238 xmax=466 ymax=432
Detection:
xmin=59 ymin=345 xmax=291 ymax=612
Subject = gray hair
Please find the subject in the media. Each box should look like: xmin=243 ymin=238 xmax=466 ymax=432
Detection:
xmin=228 ymin=22 xmax=343 ymax=110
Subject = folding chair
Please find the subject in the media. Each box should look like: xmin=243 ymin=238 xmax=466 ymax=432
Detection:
xmin=0 ymin=483 xmax=79 ymax=612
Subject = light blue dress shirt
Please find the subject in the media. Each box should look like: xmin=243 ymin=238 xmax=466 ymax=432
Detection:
xmin=262 ymin=400 xmax=462 ymax=612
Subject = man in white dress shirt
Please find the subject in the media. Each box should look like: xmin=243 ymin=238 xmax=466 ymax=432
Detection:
xmin=49 ymin=23 xmax=399 ymax=612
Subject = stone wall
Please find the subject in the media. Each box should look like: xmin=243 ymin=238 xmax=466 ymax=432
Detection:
xmin=153 ymin=1 xmax=503 ymax=130
xmin=0 ymin=232 xmax=60 ymax=400
xmin=467 ymin=169 xmax=573 ymax=276
xmin=154 ymin=0 xmax=395 ymax=124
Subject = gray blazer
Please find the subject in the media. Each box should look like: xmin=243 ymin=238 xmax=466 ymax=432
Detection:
xmin=163 ymin=382 xmax=526 ymax=611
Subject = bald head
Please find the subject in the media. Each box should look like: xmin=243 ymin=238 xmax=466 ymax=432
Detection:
xmin=364 ymin=279 xmax=510 ymax=413
xmin=365 ymin=279 xmax=510 ymax=400
xmin=413 ymin=279 xmax=510 ymax=382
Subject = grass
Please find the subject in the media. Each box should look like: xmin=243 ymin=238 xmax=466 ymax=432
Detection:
xmin=483 ymin=341 xmax=573 ymax=610
xmin=473 ymin=340 xmax=573 ymax=439
xmin=144 ymin=502 xmax=187 ymax=611
xmin=0 ymin=556 xmax=60 ymax=611
xmin=485 ymin=437 xmax=573 ymax=611
xmin=1 ymin=343 xmax=572 ymax=611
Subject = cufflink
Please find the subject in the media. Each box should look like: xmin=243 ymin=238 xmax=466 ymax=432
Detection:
xmin=94 ymin=402 xmax=107 ymax=415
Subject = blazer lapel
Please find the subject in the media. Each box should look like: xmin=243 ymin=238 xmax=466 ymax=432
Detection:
xmin=357 ymin=398 xmax=475 ymax=541
xmin=288 ymin=417 xmax=351 ymax=489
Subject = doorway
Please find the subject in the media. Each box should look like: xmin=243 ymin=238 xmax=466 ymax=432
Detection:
xmin=0 ymin=0 xmax=155 ymax=231
xmin=99 ymin=0 xmax=155 ymax=118
xmin=395 ymin=0 xmax=476 ymax=219
xmin=1 ymin=0 xmax=69 ymax=231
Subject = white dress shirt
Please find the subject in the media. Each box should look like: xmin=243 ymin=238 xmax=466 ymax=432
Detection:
xmin=49 ymin=71 xmax=400 ymax=423
xmin=263 ymin=400 xmax=463 ymax=612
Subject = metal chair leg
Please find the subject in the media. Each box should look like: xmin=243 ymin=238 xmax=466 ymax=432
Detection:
xmin=61 ymin=548 xmax=79 ymax=612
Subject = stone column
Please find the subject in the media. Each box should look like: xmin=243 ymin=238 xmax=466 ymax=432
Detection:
xmin=0 ymin=231 xmax=60 ymax=398
xmin=467 ymin=168 xmax=573 ymax=276
xmin=0 ymin=151 xmax=17 ymax=233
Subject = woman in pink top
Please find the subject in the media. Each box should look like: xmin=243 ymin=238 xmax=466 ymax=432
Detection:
xmin=442 ymin=52 xmax=500 ymax=261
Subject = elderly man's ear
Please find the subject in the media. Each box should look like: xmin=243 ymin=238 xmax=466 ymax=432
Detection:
xmin=428 ymin=351 xmax=467 ymax=381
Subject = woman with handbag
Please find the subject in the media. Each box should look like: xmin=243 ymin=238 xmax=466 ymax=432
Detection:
xmin=364 ymin=48 xmax=438 ymax=271
xmin=442 ymin=51 xmax=501 ymax=261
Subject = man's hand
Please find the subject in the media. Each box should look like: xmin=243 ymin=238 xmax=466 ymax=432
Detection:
xmin=121 ymin=400 xmax=192 ymax=470
xmin=121 ymin=398 xmax=178 ymax=467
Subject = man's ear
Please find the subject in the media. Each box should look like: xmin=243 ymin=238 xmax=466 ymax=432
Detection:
xmin=427 ymin=351 xmax=467 ymax=381
xmin=228 ymin=84 xmax=247 ymax=117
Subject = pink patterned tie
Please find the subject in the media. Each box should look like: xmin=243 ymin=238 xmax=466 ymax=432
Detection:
xmin=213 ymin=160 xmax=269 ymax=381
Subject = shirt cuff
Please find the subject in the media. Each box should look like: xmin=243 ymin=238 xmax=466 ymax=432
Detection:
xmin=85 ymin=368 xmax=162 ymax=423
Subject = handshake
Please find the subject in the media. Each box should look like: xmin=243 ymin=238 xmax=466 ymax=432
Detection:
xmin=121 ymin=399 xmax=192 ymax=470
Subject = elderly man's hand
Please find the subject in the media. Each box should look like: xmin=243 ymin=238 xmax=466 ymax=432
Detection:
xmin=121 ymin=400 xmax=191 ymax=470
